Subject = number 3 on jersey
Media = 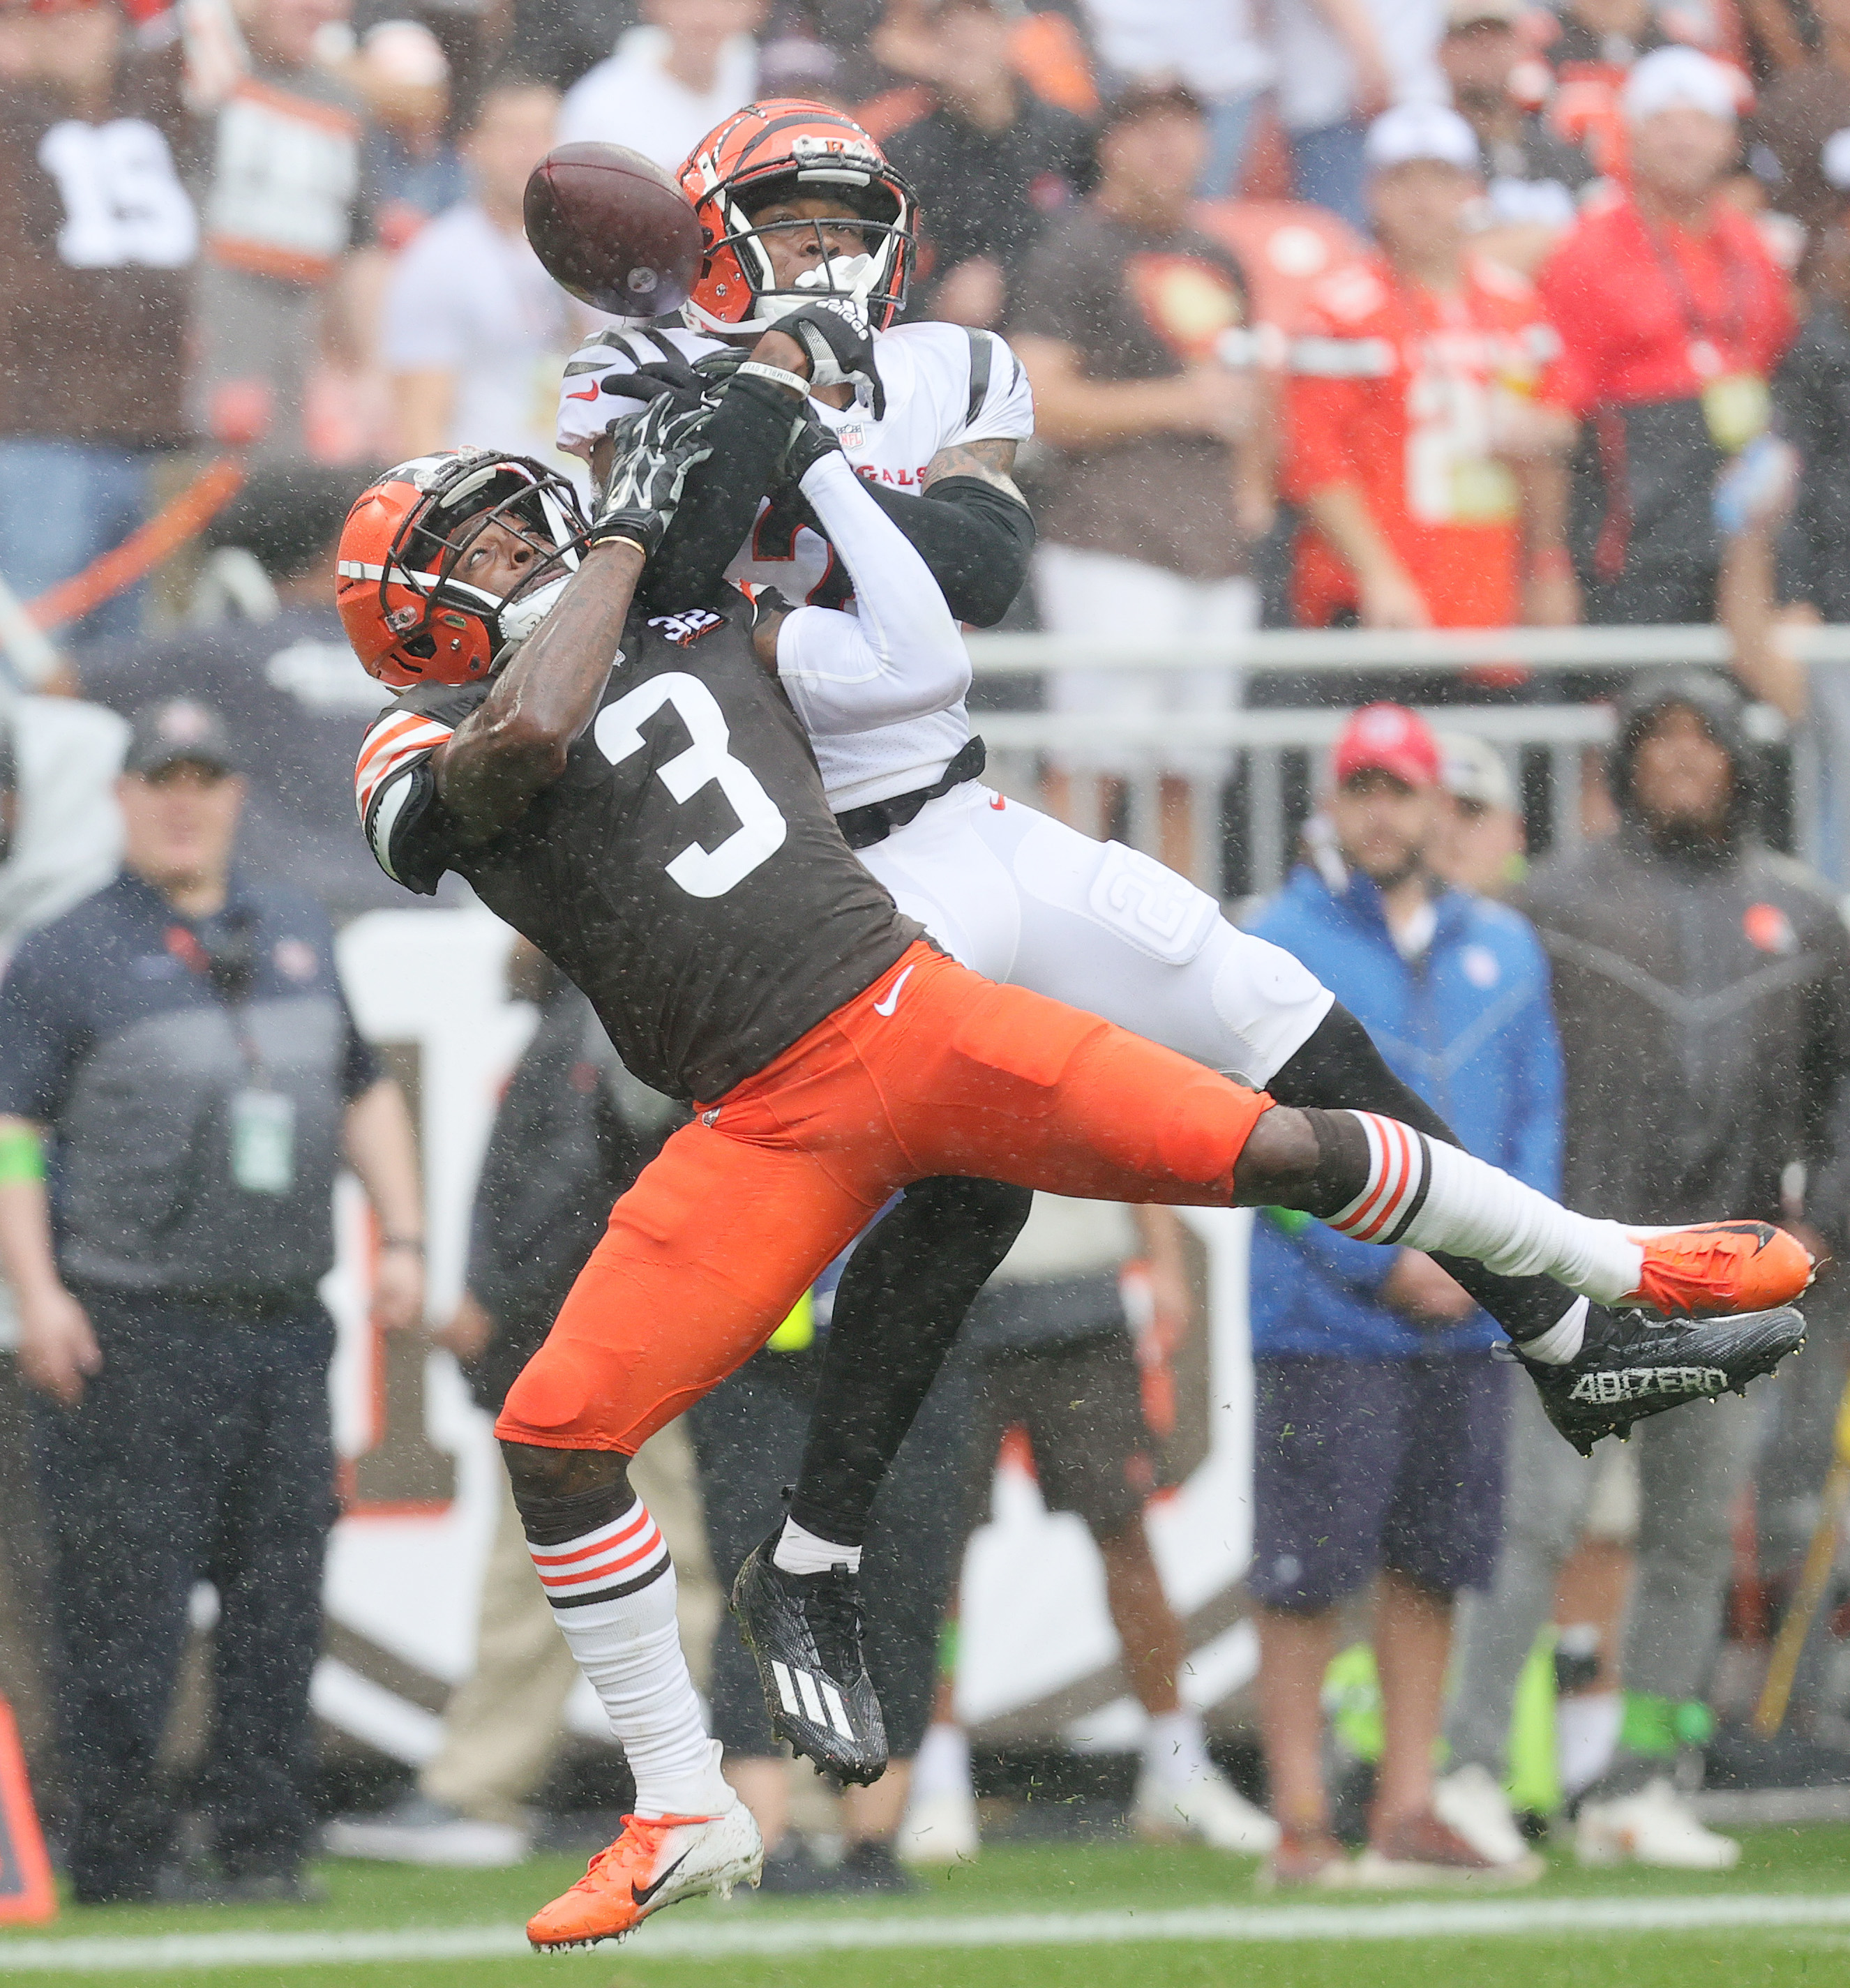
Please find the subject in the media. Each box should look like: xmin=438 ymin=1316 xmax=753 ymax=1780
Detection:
xmin=595 ymin=673 xmax=788 ymax=898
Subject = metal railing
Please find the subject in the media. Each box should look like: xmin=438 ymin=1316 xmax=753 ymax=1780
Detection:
xmin=961 ymin=623 xmax=1844 ymax=895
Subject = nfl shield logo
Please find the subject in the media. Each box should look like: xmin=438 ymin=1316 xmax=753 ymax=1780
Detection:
xmin=839 ymin=423 xmax=865 ymax=448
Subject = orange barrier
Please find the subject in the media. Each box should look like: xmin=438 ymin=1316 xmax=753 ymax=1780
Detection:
xmin=26 ymin=457 xmax=245 ymax=636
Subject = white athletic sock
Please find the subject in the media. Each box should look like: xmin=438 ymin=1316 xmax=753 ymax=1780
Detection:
xmin=1520 ymin=1297 xmax=1588 ymax=1366
xmin=910 ymin=1721 xmax=974 ymax=1802
xmin=774 ymin=1516 xmax=863 ymax=1576
xmin=1326 ymin=1113 xmax=1644 ymax=1304
xmin=1558 ymin=1690 xmax=1622 ymax=1799
xmin=1143 ymin=1708 xmax=1213 ymax=1785
xmin=527 ymin=1500 xmax=731 ymax=1818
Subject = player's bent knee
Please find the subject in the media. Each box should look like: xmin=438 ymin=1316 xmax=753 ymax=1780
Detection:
xmin=1231 ymin=1104 xmax=1372 ymax=1214
xmin=499 ymin=1440 xmax=636 ymax=1544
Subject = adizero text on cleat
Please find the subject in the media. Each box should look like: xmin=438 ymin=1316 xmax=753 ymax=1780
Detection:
xmin=1510 ymin=1305 xmax=1805 ymax=1455
xmin=731 ymin=1531 xmax=887 ymax=1784
xmin=525 ymin=1806 xmax=762 ymax=1950
xmin=1623 ymin=1221 xmax=1812 ymax=1317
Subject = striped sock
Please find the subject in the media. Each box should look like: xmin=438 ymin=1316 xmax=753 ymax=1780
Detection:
xmin=527 ymin=1500 xmax=730 ymax=1818
xmin=1326 ymin=1111 xmax=1641 ymax=1304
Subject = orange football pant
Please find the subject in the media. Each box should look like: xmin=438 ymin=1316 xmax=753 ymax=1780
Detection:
xmin=496 ymin=941 xmax=1274 ymax=1455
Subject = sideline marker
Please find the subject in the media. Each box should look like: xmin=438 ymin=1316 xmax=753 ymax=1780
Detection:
xmin=0 ymin=1694 xmax=55 ymax=1925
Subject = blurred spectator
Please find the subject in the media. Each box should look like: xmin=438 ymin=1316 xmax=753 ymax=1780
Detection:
xmin=1432 ymin=730 xmax=1527 ymax=895
xmin=881 ymin=0 xmax=1094 ymax=329
xmin=355 ymin=17 xmax=465 ymax=246
xmin=326 ymin=964 xmax=716 ymax=1867
xmin=1012 ymin=82 xmax=1268 ymax=883
xmin=1445 ymin=669 xmax=1850 ymax=1868
xmin=1270 ymin=0 xmax=1445 ymax=231
xmin=174 ymin=0 xmax=377 ymax=461
xmin=1540 ymin=48 xmax=1796 ymax=682
xmin=1284 ymin=105 xmax=1578 ymax=645
xmin=688 ymin=1234 xmax=972 ymax=1896
xmin=0 ymin=693 xmax=133 ymax=1809
xmin=508 ymin=0 xmax=639 ymax=94
xmin=73 ymin=467 xmax=441 ymax=924
xmin=1245 ymin=702 xmax=1556 ymax=1886
xmin=1750 ymin=0 xmax=1850 ymax=239
xmin=1079 ymin=0 xmax=1272 ymax=197
xmin=1442 ymin=0 xmax=1600 ymax=276
xmin=1774 ymin=191 xmax=1850 ymax=624
xmin=0 ymin=0 xmax=198 ymax=646
xmin=557 ymin=0 xmax=762 ymax=170
xmin=378 ymin=74 xmax=573 ymax=462
xmin=899 ymin=1196 xmax=1276 ymax=1864
xmin=0 ymin=698 xmax=423 ymax=1904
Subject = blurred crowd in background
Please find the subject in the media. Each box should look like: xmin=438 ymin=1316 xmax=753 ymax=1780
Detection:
xmin=6 ymin=0 xmax=1850 ymax=1916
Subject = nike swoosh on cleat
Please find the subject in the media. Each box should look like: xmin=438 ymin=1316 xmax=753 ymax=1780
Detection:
xmin=631 ymin=1851 xmax=692 ymax=1908
xmin=872 ymin=965 xmax=914 ymax=1017
xmin=566 ymin=384 xmax=601 ymax=400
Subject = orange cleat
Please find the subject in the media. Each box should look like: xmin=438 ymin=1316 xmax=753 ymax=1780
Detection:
xmin=525 ymin=1805 xmax=762 ymax=1950
xmin=1624 ymin=1221 xmax=1814 ymax=1318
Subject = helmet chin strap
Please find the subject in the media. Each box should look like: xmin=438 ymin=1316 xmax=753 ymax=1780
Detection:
xmin=495 ymin=573 xmax=573 ymax=651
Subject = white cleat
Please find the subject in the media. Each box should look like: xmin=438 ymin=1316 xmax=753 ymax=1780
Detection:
xmin=1133 ymin=1764 xmax=1280 ymax=1855
xmin=322 ymin=1795 xmax=529 ymax=1868
xmin=1576 ymin=1777 xmax=1740 ymax=1870
xmin=1434 ymin=1763 xmax=1535 ymax=1870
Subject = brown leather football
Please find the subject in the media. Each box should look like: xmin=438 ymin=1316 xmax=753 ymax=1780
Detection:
xmin=523 ymin=143 xmax=702 ymax=318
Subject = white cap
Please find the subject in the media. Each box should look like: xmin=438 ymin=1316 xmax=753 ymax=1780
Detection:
xmin=1620 ymin=46 xmax=1740 ymax=125
xmin=1364 ymin=103 xmax=1482 ymax=175
xmin=1436 ymin=732 xmax=1518 ymax=813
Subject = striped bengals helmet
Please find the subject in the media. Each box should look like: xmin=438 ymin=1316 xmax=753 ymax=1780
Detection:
xmin=677 ymin=100 xmax=917 ymax=336
xmin=336 ymin=451 xmax=587 ymax=689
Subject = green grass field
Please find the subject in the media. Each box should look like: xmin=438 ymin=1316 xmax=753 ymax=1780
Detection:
xmin=4 ymin=1825 xmax=1850 ymax=1987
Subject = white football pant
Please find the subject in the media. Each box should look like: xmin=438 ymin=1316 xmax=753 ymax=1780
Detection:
xmin=857 ymin=781 xmax=1332 ymax=1088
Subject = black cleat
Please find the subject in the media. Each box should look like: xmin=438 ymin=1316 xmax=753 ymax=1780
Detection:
xmin=1505 ymin=1305 xmax=1805 ymax=1455
xmin=731 ymin=1530 xmax=888 ymax=1785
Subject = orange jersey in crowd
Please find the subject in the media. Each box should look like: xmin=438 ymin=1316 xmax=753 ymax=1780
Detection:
xmin=1286 ymin=254 xmax=1572 ymax=630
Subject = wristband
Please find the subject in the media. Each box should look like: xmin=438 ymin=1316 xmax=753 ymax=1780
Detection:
xmin=1528 ymin=546 xmax=1573 ymax=580
xmin=737 ymin=360 xmax=812 ymax=398
xmin=585 ymin=528 xmax=653 ymax=556
xmin=0 ymin=1125 xmax=45 ymax=1187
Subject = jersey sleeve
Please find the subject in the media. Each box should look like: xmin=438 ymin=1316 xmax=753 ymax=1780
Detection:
xmin=555 ymin=326 xmax=721 ymax=463
xmin=354 ymin=704 xmax=461 ymax=896
xmin=945 ymin=329 xmax=1035 ymax=449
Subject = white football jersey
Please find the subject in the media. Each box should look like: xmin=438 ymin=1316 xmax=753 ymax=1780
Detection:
xmin=555 ymin=319 xmax=1035 ymax=811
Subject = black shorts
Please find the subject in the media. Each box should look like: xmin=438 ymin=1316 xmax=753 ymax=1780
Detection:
xmin=1248 ymin=1353 xmax=1508 ymax=1613
xmin=974 ymin=1330 xmax=1155 ymax=1544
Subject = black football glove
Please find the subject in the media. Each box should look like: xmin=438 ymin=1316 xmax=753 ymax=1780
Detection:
xmin=594 ymin=345 xmax=749 ymax=422
xmin=587 ymin=395 xmax=714 ymax=555
xmin=774 ymin=401 xmax=844 ymax=493
xmin=769 ymin=292 xmax=885 ymax=421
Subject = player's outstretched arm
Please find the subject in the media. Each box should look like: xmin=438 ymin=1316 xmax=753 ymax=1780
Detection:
xmin=435 ymin=537 xmax=646 ymax=841
xmin=436 ymin=400 xmax=711 ymax=842
xmin=770 ymin=445 xmax=970 ymax=735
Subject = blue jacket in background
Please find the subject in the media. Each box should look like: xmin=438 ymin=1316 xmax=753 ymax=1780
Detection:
xmin=1245 ymin=864 xmax=1564 ymax=1361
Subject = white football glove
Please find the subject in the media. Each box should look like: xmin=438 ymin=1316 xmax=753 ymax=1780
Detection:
xmin=763 ymin=262 xmax=885 ymax=420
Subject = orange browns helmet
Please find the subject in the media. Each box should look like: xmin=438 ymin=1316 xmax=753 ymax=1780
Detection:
xmin=336 ymin=450 xmax=587 ymax=690
xmin=677 ymin=99 xmax=917 ymax=336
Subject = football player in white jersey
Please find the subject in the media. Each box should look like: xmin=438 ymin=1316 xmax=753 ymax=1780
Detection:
xmin=552 ymin=102 xmax=1814 ymax=1807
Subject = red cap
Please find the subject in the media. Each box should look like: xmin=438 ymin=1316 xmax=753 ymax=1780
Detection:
xmin=1330 ymin=703 xmax=1442 ymax=789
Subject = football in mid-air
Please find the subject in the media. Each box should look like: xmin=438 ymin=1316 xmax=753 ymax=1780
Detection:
xmin=524 ymin=142 xmax=702 ymax=318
